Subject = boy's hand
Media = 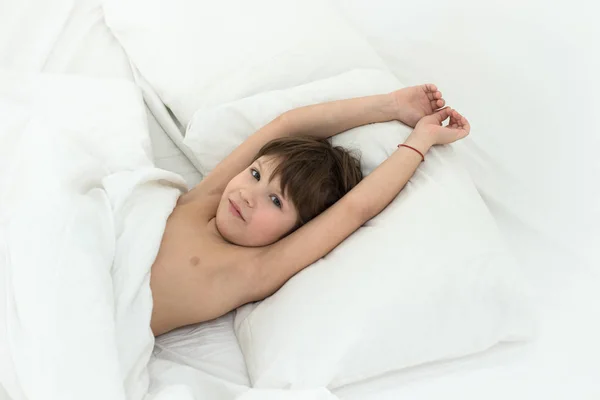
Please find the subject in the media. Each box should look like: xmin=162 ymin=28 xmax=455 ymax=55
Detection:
xmin=391 ymin=84 xmax=446 ymax=128
xmin=410 ymin=107 xmax=470 ymax=148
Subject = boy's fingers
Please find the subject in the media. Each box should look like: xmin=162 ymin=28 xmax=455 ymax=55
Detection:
xmin=425 ymin=83 xmax=438 ymax=99
xmin=449 ymin=109 xmax=470 ymax=132
xmin=434 ymin=107 xmax=452 ymax=122
xmin=463 ymin=120 xmax=471 ymax=133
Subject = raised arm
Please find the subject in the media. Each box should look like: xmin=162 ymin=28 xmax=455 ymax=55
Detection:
xmin=252 ymin=108 xmax=470 ymax=300
xmin=180 ymin=94 xmax=399 ymax=203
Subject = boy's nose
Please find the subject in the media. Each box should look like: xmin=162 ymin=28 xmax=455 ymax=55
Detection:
xmin=240 ymin=189 xmax=254 ymax=208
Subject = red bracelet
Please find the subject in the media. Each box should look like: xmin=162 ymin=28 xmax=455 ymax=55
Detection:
xmin=398 ymin=144 xmax=425 ymax=162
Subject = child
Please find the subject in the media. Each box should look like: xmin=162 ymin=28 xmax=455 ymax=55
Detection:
xmin=150 ymin=84 xmax=470 ymax=336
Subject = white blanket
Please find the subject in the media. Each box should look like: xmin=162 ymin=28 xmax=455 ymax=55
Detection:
xmin=0 ymin=71 xmax=188 ymax=400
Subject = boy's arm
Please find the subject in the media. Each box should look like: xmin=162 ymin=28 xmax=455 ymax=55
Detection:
xmin=251 ymin=108 xmax=470 ymax=301
xmin=179 ymin=94 xmax=397 ymax=203
xmin=250 ymin=137 xmax=429 ymax=300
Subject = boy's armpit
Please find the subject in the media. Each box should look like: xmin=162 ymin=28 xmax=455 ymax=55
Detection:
xmin=177 ymin=180 xmax=216 ymax=205
xmin=174 ymin=187 xmax=222 ymax=223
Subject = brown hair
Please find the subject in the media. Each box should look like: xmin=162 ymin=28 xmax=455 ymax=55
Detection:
xmin=253 ymin=136 xmax=363 ymax=227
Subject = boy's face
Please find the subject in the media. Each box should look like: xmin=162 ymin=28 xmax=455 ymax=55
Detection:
xmin=216 ymin=156 xmax=299 ymax=247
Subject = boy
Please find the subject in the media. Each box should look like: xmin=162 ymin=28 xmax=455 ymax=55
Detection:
xmin=150 ymin=84 xmax=470 ymax=336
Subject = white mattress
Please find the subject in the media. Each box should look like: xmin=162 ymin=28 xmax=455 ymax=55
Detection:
xmin=2 ymin=0 xmax=598 ymax=399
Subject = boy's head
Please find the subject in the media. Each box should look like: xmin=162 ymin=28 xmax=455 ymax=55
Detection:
xmin=216 ymin=136 xmax=363 ymax=247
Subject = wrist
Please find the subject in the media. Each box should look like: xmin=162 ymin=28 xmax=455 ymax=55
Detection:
xmin=386 ymin=92 xmax=402 ymax=121
xmin=403 ymin=132 xmax=434 ymax=155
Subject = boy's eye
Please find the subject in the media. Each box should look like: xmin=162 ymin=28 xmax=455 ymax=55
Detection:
xmin=270 ymin=195 xmax=282 ymax=208
xmin=251 ymin=168 xmax=260 ymax=181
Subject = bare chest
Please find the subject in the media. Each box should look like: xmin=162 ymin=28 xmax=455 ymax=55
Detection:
xmin=149 ymin=205 xmax=229 ymax=332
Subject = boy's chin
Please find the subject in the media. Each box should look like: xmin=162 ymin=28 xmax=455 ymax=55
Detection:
xmin=223 ymin=228 xmax=274 ymax=247
xmin=216 ymin=213 xmax=280 ymax=247
xmin=216 ymin=215 xmax=239 ymax=243
xmin=216 ymin=217 xmax=256 ymax=246
xmin=230 ymin=234 xmax=270 ymax=248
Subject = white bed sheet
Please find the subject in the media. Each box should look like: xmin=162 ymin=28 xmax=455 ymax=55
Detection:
xmin=152 ymin=313 xmax=249 ymax=389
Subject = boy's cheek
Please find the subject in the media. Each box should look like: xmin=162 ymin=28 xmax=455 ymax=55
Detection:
xmin=252 ymin=213 xmax=277 ymax=237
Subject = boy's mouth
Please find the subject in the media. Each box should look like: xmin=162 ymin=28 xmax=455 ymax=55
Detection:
xmin=229 ymin=199 xmax=245 ymax=221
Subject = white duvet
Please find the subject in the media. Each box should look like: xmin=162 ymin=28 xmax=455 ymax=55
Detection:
xmin=0 ymin=72 xmax=188 ymax=400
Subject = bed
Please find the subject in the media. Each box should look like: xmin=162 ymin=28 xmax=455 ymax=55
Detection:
xmin=1 ymin=0 xmax=599 ymax=399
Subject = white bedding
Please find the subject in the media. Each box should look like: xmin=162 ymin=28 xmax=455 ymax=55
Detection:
xmin=147 ymin=106 xmax=202 ymax=188
xmin=333 ymin=0 xmax=600 ymax=397
xmin=145 ymin=0 xmax=599 ymax=396
xmin=0 ymin=0 xmax=200 ymax=188
xmin=185 ymin=68 xmax=532 ymax=389
xmin=153 ymin=313 xmax=248 ymax=387
xmin=0 ymin=71 xmax=188 ymax=400
xmin=147 ymin=224 xmax=600 ymax=399
xmin=141 ymin=165 xmax=600 ymax=400
xmin=335 ymin=217 xmax=600 ymax=399
xmin=2 ymin=0 xmax=599 ymax=399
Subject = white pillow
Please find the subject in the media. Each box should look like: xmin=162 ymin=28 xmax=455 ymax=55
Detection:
xmin=184 ymin=69 xmax=533 ymax=389
xmin=103 ymin=0 xmax=386 ymax=128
